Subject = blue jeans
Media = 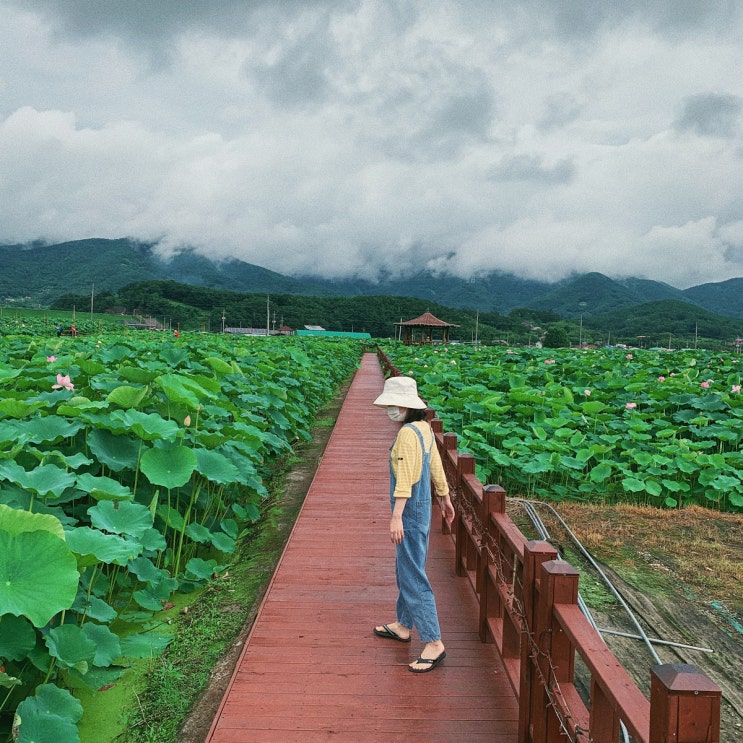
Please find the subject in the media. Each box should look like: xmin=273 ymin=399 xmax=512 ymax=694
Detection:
xmin=391 ymin=425 xmax=441 ymax=643
xmin=395 ymin=511 xmax=442 ymax=643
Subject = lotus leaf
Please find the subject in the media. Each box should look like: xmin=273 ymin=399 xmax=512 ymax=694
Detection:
xmin=22 ymin=416 xmax=83 ymax=444
xmin=156 ymin=373 xmax=220 ymax=407
xmin=0 ymin=614 xmax=37 ymax=660
xmin=194 ymin=447 xmax=242 ymax=485
xmin=14 ymin=683 xmax=82 ymax=743
xmin=65 ymin=527 xmax=142 ymax=566
xmin=210 ymin=531 xmax=236 ymax=553
xmin=0 ymin=461 xmax=76 ymax=498
xmin=89 ymin=501 xmax=153 ymax=538
xmin=74 ymin=594 xmax=116 ymax=623
xmin=133 ymin=577 xmax=178 ymax=611
xmin=0 ymin=670 xmax=21 ymax=689
xmin=0 ymin=364 xmax=22 ymax=382
xmin=108 ymin=409 xmax=179 ymax=441
xmin=0 ymin=421 xmax=30 ymax=447
xmin=184 ymin=522 xmax=211 ymax=543
xmin=185 ymin=557 xmax=219 ymax=580
xmin=81 ymin=623 xmax=122 ymax=667
xmin=76 ymin=473 xmax=133 ymax=502
xmin=205 ymin=356 xmax=234 ymax=375
xmin=0 ymin=530 xmax=78 ymax=627
xmin=86 ymin=428 xmax=140 ymax=472
xmin=118 ymin=631 xmax=172 ymax=659
xmin=156 ymin=504 xmax=185 ymax=531
xmin=0 ymin=399 xmax=46 ymax=418
xmin=139 ymin=527 xmax=167 ymax=552
xmin=106 ymin=385 xmax=149 ymax=409
xmin=45 ymin=625 xmax=96 ymax=674
xmin=128 ymin=556 xmax=167 ymax=584
xmin=0 ymin=503 xmax=65 ymax=540
xmin=118 ymin=365 xmax=158 ymax=383
xmin=140 ymin=445 xmax=197 ymax=489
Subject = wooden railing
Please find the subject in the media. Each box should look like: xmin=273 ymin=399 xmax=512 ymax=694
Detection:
xmin=377 ymin=349 xmax=721 ymax=743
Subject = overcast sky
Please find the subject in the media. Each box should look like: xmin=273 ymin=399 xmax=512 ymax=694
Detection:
xmin=1 ymin=1 xmax=741 ymax=288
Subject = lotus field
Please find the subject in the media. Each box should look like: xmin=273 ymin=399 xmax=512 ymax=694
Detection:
xmin=380 ymin=343 xmax=743 ymax=512
xmin=0 ymin=332 xmax=360 ymax=741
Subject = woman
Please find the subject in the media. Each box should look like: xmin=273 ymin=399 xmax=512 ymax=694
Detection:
xmin=372 ymin=375 xmax=455 ymax=673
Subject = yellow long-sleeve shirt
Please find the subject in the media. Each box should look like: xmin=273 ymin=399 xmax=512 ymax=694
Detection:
xmin=390 ymin=421 xmax=450 ymax=500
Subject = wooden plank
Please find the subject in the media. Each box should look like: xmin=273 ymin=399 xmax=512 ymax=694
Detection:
xmin=206 ymin=353 xmax=518 ymax=742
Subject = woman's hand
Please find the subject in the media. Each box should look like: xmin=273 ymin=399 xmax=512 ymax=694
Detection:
xmin=440 ymin=496 xmax=455 ymax=528
xmin=390 ymin=514 xmax=404 ymax=544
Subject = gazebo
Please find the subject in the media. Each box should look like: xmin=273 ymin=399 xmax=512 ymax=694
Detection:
xmin=395 ymin=311 xmax=459 ymax=345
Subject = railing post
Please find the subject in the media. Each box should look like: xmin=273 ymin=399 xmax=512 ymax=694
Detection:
xmin=649 ymin=664 xmax=721 ymax=743
xmin=457 ymin=453 xmax=476 ymax=580
xmin=476 ymin=484 xmax=504 ymax=595
xmin=517 ymin=542 xmax=559 ymax=743
xmin=523 ymin=559 xmax=579 ymax=743
xmin=440 ymin=431 xmax=467 ymax=577
xmin=477 ymin=484 xmax=505 ymax=642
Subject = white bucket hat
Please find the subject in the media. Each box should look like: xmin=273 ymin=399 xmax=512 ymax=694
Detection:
xmin=373 ymin=376 xmax=427 ymax=409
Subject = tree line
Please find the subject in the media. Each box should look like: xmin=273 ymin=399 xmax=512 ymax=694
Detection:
xmin=52 ymin=280 xmax=741 ymax=349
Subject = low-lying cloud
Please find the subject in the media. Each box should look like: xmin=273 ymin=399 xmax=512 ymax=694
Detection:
xmin=0 ymin=0 xmax=741 ymax=289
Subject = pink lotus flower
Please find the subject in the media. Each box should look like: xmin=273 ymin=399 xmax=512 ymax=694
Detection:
xmin=732 ymin=385 xmax=741 ymax=393
xmin=657 ymin=376 xmax=665 ymax=382
xmin=184 ymin=415 xmax=192 ymax=426
xmin=700 ymin=380 xmax=710 ymax=389
xmin=626 ymin=354 xmax=633 ymax=360
xmin=46 ymin=356 xmax=57 ymax=363
xmin=625 ymin=402 xmax=637 ymax=410
xmin=584 ymin=389 xmax=591 ymax=396
xmin=51 ymin=374 xmax=74 ymax=391
xmin=544 ymin=359 xmax=555 ymax=364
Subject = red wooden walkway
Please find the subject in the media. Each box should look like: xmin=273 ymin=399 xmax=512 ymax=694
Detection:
xmin=206 ymin=353 xmax=519 ymax=742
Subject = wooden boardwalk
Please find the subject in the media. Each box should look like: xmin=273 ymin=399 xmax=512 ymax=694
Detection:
xmin=206 ymin=353 xmax=519 ymax=742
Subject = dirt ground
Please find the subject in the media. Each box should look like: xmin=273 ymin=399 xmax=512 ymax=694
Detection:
xmin=179 ymin=389 xmax=743 ymax=742
xmin=511 ymin=501 xmax=743 ymax=742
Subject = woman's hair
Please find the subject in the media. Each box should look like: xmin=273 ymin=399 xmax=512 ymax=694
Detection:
xmin=404 ymin=408 xmax=428 ymax=423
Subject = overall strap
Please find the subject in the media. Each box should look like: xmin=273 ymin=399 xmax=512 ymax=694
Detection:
xmin=404 ymin=422 xmax=433 ymax=455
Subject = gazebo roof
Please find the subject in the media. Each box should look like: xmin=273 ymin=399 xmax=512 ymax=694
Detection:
xmin=395 ymin=311 xmax=459 ymax=328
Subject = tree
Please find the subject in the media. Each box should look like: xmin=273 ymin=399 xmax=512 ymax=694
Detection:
xmin=543 ymin=325 xmax=570 ymax=348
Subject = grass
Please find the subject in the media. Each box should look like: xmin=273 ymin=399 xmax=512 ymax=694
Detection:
xmin=557 ymin=503 xmax=743 ymax=621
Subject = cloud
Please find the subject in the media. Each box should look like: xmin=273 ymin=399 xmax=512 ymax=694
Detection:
xmin=674 ymin=92 xmax=742 ymax=138
xmin=0 ymin=0 xmax=742 ymax=290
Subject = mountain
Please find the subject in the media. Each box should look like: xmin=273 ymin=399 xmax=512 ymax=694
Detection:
xmin=2 ymin=237 xmax=742 ymax=320
xmin=0 ymin=238 xmax=332 ymax=306
xmin=682 ymin=278 xmax=743 ymax=318
xmin=301 ymin=270 xmax=554 ymax=314
xmin=584 ymin=299 xmax=743 ymax=345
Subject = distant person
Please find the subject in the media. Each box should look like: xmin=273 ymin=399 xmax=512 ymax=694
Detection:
xmin=173 ymin=329 xmax=179 ymax=338
xmin=56 ymin=323 xmax=63 ymax=337
xmin=372 ymin=376 xmax=455 ymax=673
xmin=69 ymin=323 xmax=77 ymax=337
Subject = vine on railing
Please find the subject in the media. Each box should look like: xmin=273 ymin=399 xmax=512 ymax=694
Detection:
xmin=376 ymin=346 xmax=722 ymax=743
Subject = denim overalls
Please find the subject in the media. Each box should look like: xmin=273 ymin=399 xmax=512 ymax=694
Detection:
xmin=391 ymin=423 xmax=441 ymax=643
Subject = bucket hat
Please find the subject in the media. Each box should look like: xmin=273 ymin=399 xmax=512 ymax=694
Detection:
xmin=373 ymin=376 xmax=426 ymax=409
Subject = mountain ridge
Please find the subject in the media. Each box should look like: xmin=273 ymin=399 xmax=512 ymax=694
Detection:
xmin=2 ymin=237 xmax=742 ymax=320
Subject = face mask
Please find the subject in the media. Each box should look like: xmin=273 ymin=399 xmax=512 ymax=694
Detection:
xmin=387 ymin=407 xmax=406 ymax=422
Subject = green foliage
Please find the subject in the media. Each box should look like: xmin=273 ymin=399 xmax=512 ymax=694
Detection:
xmin=382 ymin=343 xmax=743 ymax=512
xmin=0 ymin=332 xmax=360 ymax=740
xmin=46 ymin=278 xmax=743 ymax=350
xmin=542 ymin=325 xmax=571 ymax=348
